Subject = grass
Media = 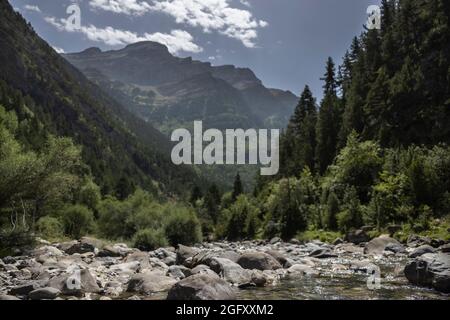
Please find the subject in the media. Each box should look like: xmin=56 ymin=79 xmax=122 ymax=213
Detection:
xmin=296 ymin=230 xmax=342 ymax=243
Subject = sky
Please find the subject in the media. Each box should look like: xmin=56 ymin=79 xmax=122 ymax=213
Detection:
xmin=10 ymin=0 xmax=381 ymax=100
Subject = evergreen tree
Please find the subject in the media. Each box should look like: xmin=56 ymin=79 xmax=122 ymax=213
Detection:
xmin=232 ymin=173 xmax=244 ymax=201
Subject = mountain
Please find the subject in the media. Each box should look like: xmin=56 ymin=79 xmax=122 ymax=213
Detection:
xmin=63 ymin=42 xmax=298 ymax=134
xmin=0 ymin=1 xmax=202 ymax=196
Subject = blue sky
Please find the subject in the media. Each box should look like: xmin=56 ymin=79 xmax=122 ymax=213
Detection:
xmin=10 ymin=0 xmax=381 ymax=99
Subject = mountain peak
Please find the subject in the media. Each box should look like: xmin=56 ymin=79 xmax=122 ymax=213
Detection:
xmin=123 ymin=41 xmax=169 ymax=53
xmin=80 ymin=47 xmax=102 ymax=55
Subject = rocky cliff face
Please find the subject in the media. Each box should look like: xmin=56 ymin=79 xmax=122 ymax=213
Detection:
xmin=63 ymin=42 xmax=297 ymax=133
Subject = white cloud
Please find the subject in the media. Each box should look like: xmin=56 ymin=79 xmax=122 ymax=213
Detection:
xmin=52 ymin=46 xmax=66 ymax=54
xmin=24 ymin=4 xmax=41 ymax=13
xmin=88 ymin=0 xmax=268 ymax=48
xmin=89 ymin=0 xmax=152 ymax=16
xmin=45 ymin=16 xmax=202 ymax=54
xmin=239 ymin=0 xmax=251 ymax=7
xmin=149 ymin=0 xmax=267 ymax=48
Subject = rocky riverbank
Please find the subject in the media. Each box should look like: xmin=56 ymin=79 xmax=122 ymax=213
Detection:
xmin=0 ymin=235 xmax=449 ymax=300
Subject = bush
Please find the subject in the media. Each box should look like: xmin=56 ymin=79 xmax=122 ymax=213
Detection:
xmin=36 ymin=216 xmax=64 ymax=240
xmin=133 ymin=228 xmax=168 ymax=251
xmin=78 ymin=179 xmax=101 ymax=211
xmin=61 ymin=205 xmax=94 ymax=239
xmin=164 ymin=205 xmax=202 ymax=246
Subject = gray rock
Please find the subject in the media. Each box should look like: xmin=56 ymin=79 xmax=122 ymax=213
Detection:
xmin=97 ymin=245 xmax=125 ymax=257
xmin=124 ymin=251 xmax=151 ymax=270
xmin=265 ymin=250 xmax=288 ymax=267
xmin=191 ymin=264 xmax=216 ymax=276
xmin=309 ymin=248 xmax=337 ymax=259
xmin=439 ymin=243 xmax=450 ymax=253
xmin=384 ymin=242 xmax=407 ymax=254
xmin=407 ymin=235 xmax=431 ymax=248
xmin=167 ymin=273 xmax=236 ymax=300
xmin=209 ymin=258 xmax=252 ymax=286
xmin=127 ymin=271 xmax=177 ymax=294
xmin=332 ymin=238 xmax=344 ymax=245
xmin=409 ymin=245 xmax=435 ymax=258
xmin=176 ymin=245 xmax=200 ymax=266
xmin=29 ymin=287 xmax=60 ymax=300
xmin=364 ymin=235 xmax=402 ymax=255
xmin=404 ymin=253 xmax=450 ymax=293
xmin=64 ymin=242 xmax=96 ymax=255
xmin=8 ymin=280 xmax=48 ymax=296
xmin=168 ymin=265 xmax=192 ymax=279
xmin=269 ymin=237 xmax=281 ymax=244
xmin=48 ymin=269 xmax=100 ymax=296
xmin=237 ymin=252 xmax=282 ymax=271
xmin=287 ymin=264 xmax=318 ymax=276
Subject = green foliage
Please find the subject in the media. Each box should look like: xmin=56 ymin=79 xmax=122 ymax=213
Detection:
xmin=133 ymin=228 xmax=168 ymax=251
xmin=164 ymin=205 xmax=202 ymax=246
xmin=78 ymin=178 xmax=101 ymax=211
xmin=36 ymin=216 xmax=64 ymax=240
xmin=220 ymin=195 xmax=260 ymax=241
xmin=297 ymin=230 xmax=342 ymax=243
xmin=61 ymin=205 xmax=94 ymax=239
xmin=336 ymin=187 xmax=363 ymax=233
xmin=232 ymin=173 xmax=244 ymax=201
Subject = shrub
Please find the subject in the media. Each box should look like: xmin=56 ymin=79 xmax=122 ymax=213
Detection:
xmin=61 ymin=205 xmax=94 ymax=239
xmin=36 ymin=216 xmax=64 ymax=240
xmin=164 ymin=205 xmax=202 ymax=246
xmin=133 ymin=228 xmax=168 ymax=251
xmin=78 ymin=179 xmax=101 ymax=211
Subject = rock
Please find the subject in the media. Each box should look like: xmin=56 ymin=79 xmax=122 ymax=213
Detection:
xmin=332 ymin=238 xmax=344 ymax=245
xmin=127 ymin=271 xmax=177 ymax=295
xmin=48 ymin=269 xmax=100 ymax=296
xmin=237 ymin=252 xmax=282 ymax=271
xmin=269 ymin=237 xmax=281 ymax=244
xmin=265 ymin=250 xmax=288 ymax=267
xmin=191 ymin=264 xmax=216 ymax=276
xmin=406 ymin=235 xmax=431 ymax=248
xmin=64 ymin=242 xmax=96 ymax=255
xmin=167 ymin=274 xmax=236 ymax=300
xmin=168 ymin=265 xmax=192 ymax=279
xmin=287 ymin=264 xmax=318 ymax=276
xmin=32 ymin=246 xmax=64 ymax=257
xmin=176 ymin=245 xmax=200 ymax=266
xmin=364 ymin=235 xmax=402 ymax=255
xmin=430 ymin=238 xmax=445 ymax=248
xmin=345 ymin=229 xmax=370 ymax=244
xmin=29 ymin=287 xmax=60 ymax=300
xmin=209 ymin=258 xmax=252 ymax=286
xmin=97 ymin=245 xmax=127 ymax=257
xmin=384 ymin=242 xmax=407 ymax=254
xmin=439 ymin=243 xmax=450 ymax=253
xmin=109 ymin=261 xmax=140 ymax=274
xmin=309 ymin=248 xmax=337 ymax=259
xmin=0 ymin=295 xmax=21 ymax=300
xmin=124 ymin=251 xmax=151 ymax=270
xmin=335 ymin=243 xmax=364 ymax=254
xmin=404 ymin=253 xmax=450 ymax=293
xmin=9 ymin=280 xmax=48 ymax=296
xmin=289 ymin=239 xmax=301 ymax=245
xmin=409 ymin=245 xmax=436 ymax=258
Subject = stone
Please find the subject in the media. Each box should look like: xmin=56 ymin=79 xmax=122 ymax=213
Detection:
xmin=309 ymin=248 xmax=337 ymax=259
xmin=29 ymin=287 xmax=60 ymax=300
xmin=364 ymin=235 xmax=402 ymax=255
xmin=269 ymin=237 xmax=281 ymax=244
xmin=176 ymin=245 xmax=200 ymax=266
xmin=404 ymin=253 xmax=450 ymax=293
xmin=32 ymin=246 xmax=64 ymax=257
xmin=209 ymin=258 xmax=252 ymax=286
xmin=127 ymin=271 xmax=177 ymax=294
xmin=265 ymin=250 xmax=288 ymax=267
xmin=9 ymin=280 xmax=48 ymax=296
xmin=287 ymin=264 xmax=318 ymax=276
xmin=406 ymin=235 xmax=431 ymax=248
xmin=97 ymin=245 xmax=126 ymax=257
xmin=345 ymin=229 xmax=370 ymax=244
xmin=167 ymin=273 xmax=236 ymax=300
xmin=109 ymin=261 xmax=140 ymax=274
xmin=237 ymin=252 xmax=282 ymax=270
xmin=48 ymin=269 xmax=101 ymax=296
xmin=439 ymin=243 xmax=450 ymax=253
xmin=384 ymin=242 xmax=407 ymax=254
xmin=332 ymin=238 xmax=344 ymax=245
xmin=408 ymin=245 xmax=435 ymax=258
xmin=191 ymin=264 xmax=216 ymax=276
xmin=124 ymin=251 xmax=150 ymax=270
xmin=64 ymin=242 xmax=96 ymax=255
xmin=168 ymin=265 xmax=192 ymax=279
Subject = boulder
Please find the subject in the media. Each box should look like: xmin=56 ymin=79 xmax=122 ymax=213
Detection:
xmin=209 ymin=258 xmax=252 ymax=286
xmin=237 ymin=252 xmax=282 ymax=270
xmin=9 ymin=280 xmax=48 ymax=296
xmin=0 ymin=295 xmax=21 ymax=300
xmin=406 ymin=235 xmax=431 ymax=248
xmin=269 ymin=237 xmax=281 ymax=244
xmin=332 ymin=238 xmax=344 ymax=245
xmin=287 ymin=264 xmax=318 ymax=276
xmin=404 ymin=253 xmax=450 ymax=293
xmin=439 ymin=243 xmax=450 ymax=253
xmin=384 ymin=242 xmax=407 ymax=254
xmin=127 ymin=271 xmax=177 ymax=294
xmin=97 ymin=245 xmax=128 ymax=257
xmin=265 ymin=250 xmax=288 ymax=267
xmin=408 ymin=245 xmax=435 ymax=258
xmin=167 ymin=273 xmax=236 ymax=300
xmin=124 ymin=251 xmax=151 ymax=270
xmin=29 ymin=287 xmax=60 ymax=300
xmin=48 ymin=268 xmax=100 ymax=296
xmin=176 ymin=245 xmax=200 ymax=266
xmin=364 ymin=235 xmax=402 ymax=255
xmin=168 ymin=265 xmax=192 ymax=279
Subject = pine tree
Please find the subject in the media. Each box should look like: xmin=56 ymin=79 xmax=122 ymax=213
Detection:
xmin=232 ymin=173 xmax=244 ymax=201
xmin=316 ymin=58 xmax=342 ymax=173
